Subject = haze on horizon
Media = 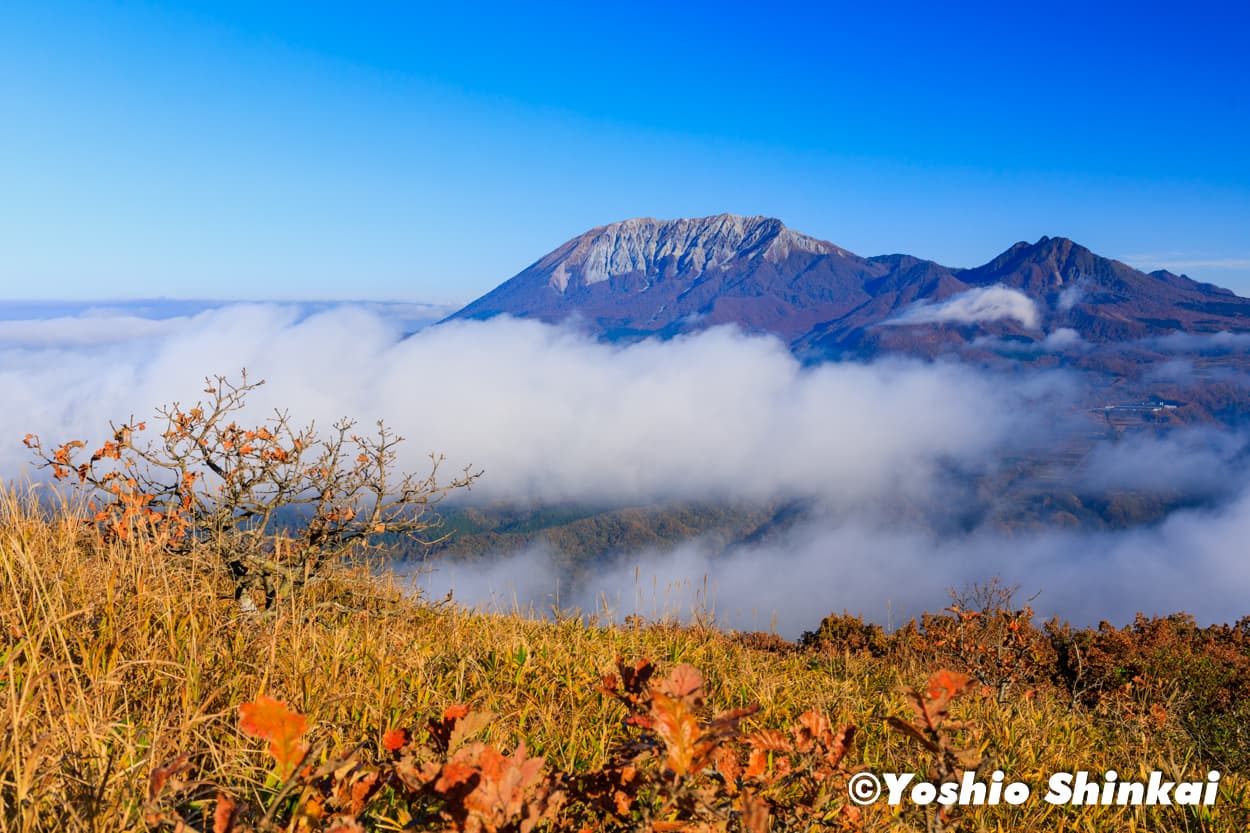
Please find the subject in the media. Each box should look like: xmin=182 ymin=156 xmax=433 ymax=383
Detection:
xmin=3 ymin=1 xmax=1250 ymax=302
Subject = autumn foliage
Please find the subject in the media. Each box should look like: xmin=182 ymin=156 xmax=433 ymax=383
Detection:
xmin=143 ymin=660 xmax=873 ymax=832
xmin=802 ymin=592 xmax=1250 ymax=780
xmin=238 ymin=696 xmax=311 ymax=780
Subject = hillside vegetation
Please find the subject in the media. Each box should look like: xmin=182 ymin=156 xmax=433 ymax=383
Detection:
xmin=2 ymin=486 xmax=1248 ymax=832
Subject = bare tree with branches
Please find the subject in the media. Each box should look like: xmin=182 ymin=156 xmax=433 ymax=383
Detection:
xmin=24 ymin=370 xmax=481 ymax=611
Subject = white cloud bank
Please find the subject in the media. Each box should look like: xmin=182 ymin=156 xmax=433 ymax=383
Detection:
xmin=2 ymin=302 xmax=1246 ymax=635
xmin=0 ymin=304 xmax=1036 ymax=506
xmin=0 ymin=314 xmax=191 ymax=346
xmin=404 ymin=492 xmax=1250 ymax=639
xmin=887 ymin=285 xmax=1040 ymax=329
xmin=973 ymin=327 xmax=1085 ymax=355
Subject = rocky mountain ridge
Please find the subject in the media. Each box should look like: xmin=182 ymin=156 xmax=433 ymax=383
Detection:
xmin=447 ymin=215 xmax=1250 ymax=357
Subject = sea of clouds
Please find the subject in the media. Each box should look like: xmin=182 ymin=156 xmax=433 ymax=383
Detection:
xmin=1 ymin=301 xmax=1246 ymax=637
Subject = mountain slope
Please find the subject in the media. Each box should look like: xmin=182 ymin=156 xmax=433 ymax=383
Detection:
xmin=960 ymin=236 xmax=1250 ymax=340
xmin=447 ymin=214 xmax=889 ymax=342
xmin=800 ymin=236 xmax=1250 ymax=357
xmin=447 ymin=216 xmax=1250 ymax=355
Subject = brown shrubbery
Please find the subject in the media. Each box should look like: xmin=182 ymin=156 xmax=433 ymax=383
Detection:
xmin=803 ymin=588 xmax=1250 ymax=778
xmin=1047 ymin=613 xmax=1250 ymax=773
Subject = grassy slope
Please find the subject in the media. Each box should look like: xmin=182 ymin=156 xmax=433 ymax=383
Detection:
xmin=1 ymin=486 xmax=1246 ymax=832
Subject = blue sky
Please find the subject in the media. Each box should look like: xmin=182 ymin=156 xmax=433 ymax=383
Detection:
xmin=3 ymin=1 xmax=1249 ymax=302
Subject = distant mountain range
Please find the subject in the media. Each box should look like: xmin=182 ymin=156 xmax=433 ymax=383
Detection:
xmin=432 ymin=216 xmax=1250 ymax=562
xmin=446 ymin=214 xmax=1250 ymax=359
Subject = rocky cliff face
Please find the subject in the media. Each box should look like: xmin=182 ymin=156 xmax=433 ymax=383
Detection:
xmin=538 ymin=215 xmax=847 ymax=293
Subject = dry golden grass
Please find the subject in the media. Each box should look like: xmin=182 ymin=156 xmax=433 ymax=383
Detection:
xmin=1 ymin=483 xmax=1247 ymax=831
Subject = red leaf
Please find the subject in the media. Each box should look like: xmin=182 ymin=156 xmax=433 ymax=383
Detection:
xmin=826 ymin=722 xmax=857 ymax=769
xmin=927 ymin=669 xmax=974 ymax=703
xmin=147 ymin=753 xmax=193 ymax=801
xmin=383 ymin=727 xmax=409 ymax=752
xmin=434 ymin=759 xmax=478 ymax=793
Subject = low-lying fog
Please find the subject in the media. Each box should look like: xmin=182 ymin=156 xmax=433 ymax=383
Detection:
xmin=2 ymin=302 xmax=1247 ymax=637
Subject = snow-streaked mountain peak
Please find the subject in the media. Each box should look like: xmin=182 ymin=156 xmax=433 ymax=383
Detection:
xmin=542 ymin=214 xmax=845 ymax=292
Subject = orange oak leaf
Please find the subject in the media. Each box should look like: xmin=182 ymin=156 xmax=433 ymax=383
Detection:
xmin=349 ymin=772 xmax=380 ymax=816
xmin=744 ymin=748 xmax=770 ymax=780
xmin=651 ymin=691 xmax=701 ymax=777
xmin=927 ymin=669 xmax=973 ymax=703
xmin=658 ymin=663 xmax=704 ymax=704
xmin=212 ymin=793 xmax=238 ymax=833
xmin=238 ymin=695 xmax=309 ymax=778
